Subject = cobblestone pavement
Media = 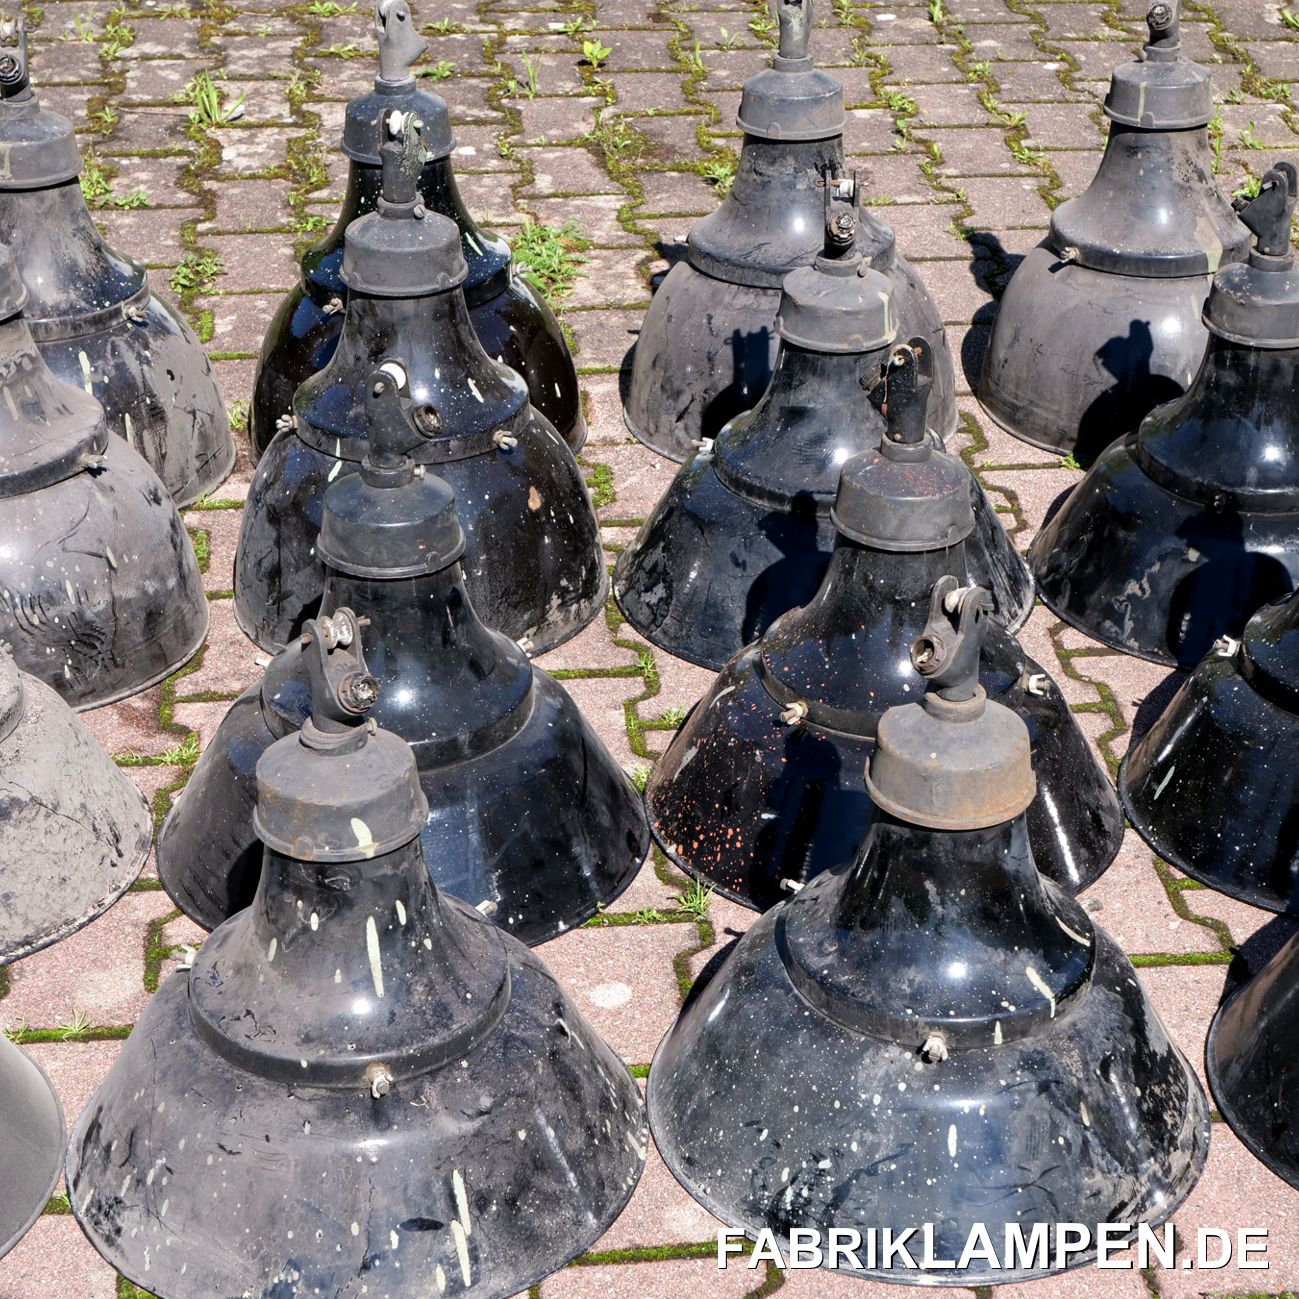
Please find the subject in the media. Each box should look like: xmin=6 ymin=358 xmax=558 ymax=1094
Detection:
xmin=2 ymin=0 xmax=1298 ymax=1295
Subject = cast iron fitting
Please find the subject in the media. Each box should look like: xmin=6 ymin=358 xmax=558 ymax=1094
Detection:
xmin=316 ymin=365 xmax=468 ymax=578
xmin=822 ymin=168 xmax=864 ymax=258
xmin=341 ymin=0 xmax=454 ymax=164
xmin=341 ymin=115 xmax=468 ymax=297
xmin=1104 ymin=1 xmax=1212 ymax=129
xmin=775 ymin=256 xmax=896 ymax=353
xmin=829 ymin=343 xmax=974 ymax=552
xmin=1204 ymin=162 xmax=1299 ymax=347
xmin=735 ymin=0 xmax=844 ymax=141
xmin=0 ymin=17 xmax=81 ymax=188
xmin=0 ymin=17 xmax=27 ymax=96
xmin=252 ymin=612 xmax=427 ymax=861
xmin=866 ymin=579 xmax=1036 ymax=829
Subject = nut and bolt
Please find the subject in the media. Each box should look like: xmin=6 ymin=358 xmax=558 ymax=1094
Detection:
xmin=920 ymin=1034 xmax=949 ymax=1063
xmin=365 ymin=1063 xmax=394 ymax=1099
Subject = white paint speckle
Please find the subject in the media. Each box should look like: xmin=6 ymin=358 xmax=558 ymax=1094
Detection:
xmin=366 ymin=916 xmax=385 ymax=997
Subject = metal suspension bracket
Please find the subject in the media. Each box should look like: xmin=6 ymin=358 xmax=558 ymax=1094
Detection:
xmin=911 ymin=577 xmax=991 ymax=705
xmin=774 ymin=0 xmax=812 ymax=64
xmin=299 ymin=609 xmax=379 ymax=752
xmin=1144 ymin=0 xmax=1179 ymax=59
xmin=1235 ymin=161 xmax=1298 ymax=261
xmin=823 ymin=166 xmax=862 ymax=257
xmin=374 ymin=0 xmax=426 ymax=84
xmin=0 ymin=14 xmax=29 ymax=98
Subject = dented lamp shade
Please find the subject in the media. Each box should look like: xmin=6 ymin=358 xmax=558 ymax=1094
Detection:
xmin=648 ymin=584 xmax=1209 ymax=1284
xmin=647 ymin=373 xmax=1122 ymax=904
xmin=162 ymin=373 xmax=646 ymax=942
xmin=70 ymin=617 xmax=647 ymax=1298
xmin=0 ymin=650 xmax=149 ymax=964
xmin=624 ymin=0 xmax=956 ymax=460
xmin=235 ymin=121 xmax=604 ymax=656
xmin=615 ymin=259 xmax=1032 ymax=670
xmin=0 ymin=243 xmax=208 ymax=709
xmin=979 ymin=2 xmax=1248 ymax=463
xmin=1030 ymin=161 xmax=1299 ymax=668
xmin=1120 ymin=589 xmax=1299 ymax=913
xmin=0 ymin=20 xmax=231 ymax=505
xmin=0 ymin=1036 xmax=63 ymax=1261
xmin=1207 ymin=931 xmax=1299 ymax=1190
xmin=250 ymin=0 xmax=583 ymax=459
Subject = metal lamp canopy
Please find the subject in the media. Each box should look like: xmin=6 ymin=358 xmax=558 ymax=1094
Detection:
xmin=1030 ymin=161 xmax=1299 ymax=668
xmin=0 ymin=1035 xmax=63 ymax=1261
xmin=1208 ymin=931 xmax=1299 ymax=1191
xmin=0 ymin=650 xmax=149 ymax=963
xmin=250 ymin=0 xmax=584 ymax=459
xmin=978 ymin=2 xmax=1249 ymax=463
xmin=615 ymin=237 xmax=1033 ymax=671
xmin=648 ymin=583 xmax=1210 ymax=1285
xmin=645 ymin=356 xmax=1120 ymax=908
xmin=162 ymin=370 xmax=647 ymax=944
xmin=0 ymin=17 xmax=232 ymax=505
xmin=70 ymin=615 xmax=647 ymax=1299
xmin=624 ymin=0 xmax=957 ymax=460
xmin=235 ymin=116 xmax=605 ymax=656
xmin=1121 ymin=589 xmax=1299 ymax=913
xmin=0 ymin=240 xmax=208 ymax=709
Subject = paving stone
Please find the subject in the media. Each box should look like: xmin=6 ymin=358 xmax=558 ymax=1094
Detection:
xmin=522 ymin=144 xmax=625 ymax=195
xmin=780 ymin=1270 xmax=976 ymax=1297
xmin=1139 ymin=962 xmax=1226 ymax=1096
xmin=1082 ymin=833 xmax=1221 ymax=957
xmin=200 ymin=178 xmax=296 ymax=232
xmin=119 ymin=56 xmax=198 ymax=103
xmin=175 ymin=600 xmax=264 ymax=698
xmin=542 ymin=1258 xmax=764 ymax=1299
xmin=591 ymin=1139 xmax=722 ymax=1249
xmin=595 ymin=441 xmax=681 ymax=519
xmin=0 ymin=1213 xmax=118 ymax=1299
xmin=542 ymin=922 xmax=694 ymax=1062
xmin=0 ymin=890 xmax=175 ymax=1032
xmin=27 ymin=1040 xmax=123 ymax=1139
xmin=606 ymin=70 xmax=695 ymax=115
xmin=94 ymin=205 xmax=196 ymax=268
xmin=1159 ymin=1126 xmax=1299 ymax=1299
xmin=515 ymin=93 xmax=604 ymax=142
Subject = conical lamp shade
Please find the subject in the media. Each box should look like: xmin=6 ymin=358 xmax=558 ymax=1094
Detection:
xmin=648 ymin=582 xmax=1208 ymax=1285
xmin=163 ymin=374 xmax=646 ymax=941
xmin=1207 ymin=932 xmax=1299 ymax=1189
xmin=70 ymin=614 xmax=647 ymax=1298
xmin=0 ymin=1036 xmax=63 ymax=1260
xmin=235 ymin=121 xmax=603 ymax=656
xmin=978 ymin=2 xmax=1247 ymax=462
xmin=616 ymin=287 xmax=1032 ymax=670
xmin=0 ymin=650 xmax=149 ymax=964
xmin=0 ymin=20 xmax=231 ymax=505
xmin=0 ymin=242 xmax=208 ymax=709
xmin=1121 ymin=589 xmax=1299 ymax=912
xmin=624 ymin=0 xmax=956 ymax=459
xmin=250 ymin=0 xmax=582 ymax=460
xmin=1029 ymin=161 xmax=1299 ymax=668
